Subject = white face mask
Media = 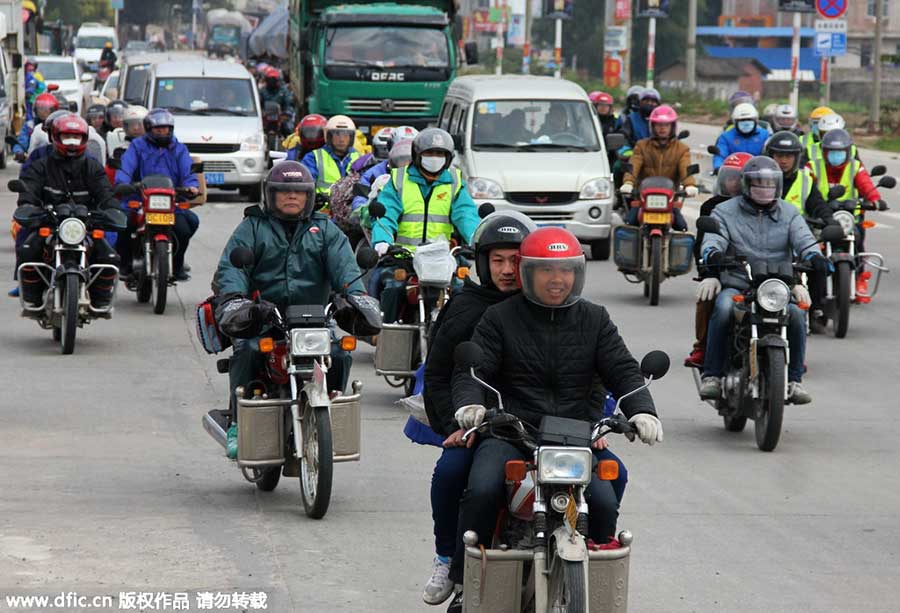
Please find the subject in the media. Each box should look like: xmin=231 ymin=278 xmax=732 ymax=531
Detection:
xmin=61 ymin=137 xmax=82 ymax=146
xmin=420 ymin=155 xmax=446 ymax=173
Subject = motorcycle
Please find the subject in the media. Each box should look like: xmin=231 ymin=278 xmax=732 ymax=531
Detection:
xmin=453 ymin=341 xmax=670 ymax=613
xmin=202 ymin=247 xmax=382 ymax=519
xmin=113 ymin=168 xmax=202 ymax=315
xmin=613 ymin=164 xmax=700 ymax=306
xmin=263 ymin=102 xmax=293 ymax=152
xmin=806 ymin=172 xmax=895 ymax=338
xmin=690 ymin=216 xmax=844 ymax=451
xmin=9 ymin=180 xmax=126 ymax=355
xmin=368 ymin=202 xmax=472 ymax=396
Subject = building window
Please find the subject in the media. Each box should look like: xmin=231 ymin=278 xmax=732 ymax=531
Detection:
xmin=867 ymin=0 xmax=889 ymax=17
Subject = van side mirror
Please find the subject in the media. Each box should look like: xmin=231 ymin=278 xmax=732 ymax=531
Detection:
xmin=452 ymin=133 xmax=464 ymax=152
xmin=11 ymin=53 xmax=22 ymax=70
xmin=464 ymin=42 xmax=479 ymax=66
xmin=605 ymin=133 xmax=625 ymax=151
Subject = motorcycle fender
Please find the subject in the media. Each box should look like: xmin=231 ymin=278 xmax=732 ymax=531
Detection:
xmin=830 ymin=253 xmax=854 ymax=263
xmin=756 ymin=334 xmax=787 ymax=350
xmin=302 ymin=379 xmax=331 ymax=410
xmin=551 ymin=525 xmax=588 ymax=562
xmin=649 ymin=228 xmax=663 ymax=237
xmin=154 ymin=233 xmax=170 ymax=243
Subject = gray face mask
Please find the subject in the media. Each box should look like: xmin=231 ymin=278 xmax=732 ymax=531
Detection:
xmin=420 ymin=155 xmax=446 ymax=173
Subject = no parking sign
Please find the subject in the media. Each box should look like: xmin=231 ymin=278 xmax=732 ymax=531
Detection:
xmin=816 ymin=0 xmax=847 ymax=19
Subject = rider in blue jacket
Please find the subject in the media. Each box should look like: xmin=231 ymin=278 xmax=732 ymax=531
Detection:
xmin=713 ymin=103 xmax=769 ymax=171
xmin=619 ymin=88 xmax=660 ymax=149
xmin=114 ymin=108 xmax=200 ymax=280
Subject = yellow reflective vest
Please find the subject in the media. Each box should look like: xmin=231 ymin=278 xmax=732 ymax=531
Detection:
xmin=392 ymin=166 xmax=461 ymax=251
xmin=313 ymin=148 xmax=360 ymax=195
xmin=784 ymin=168 xmax=813 ymax=214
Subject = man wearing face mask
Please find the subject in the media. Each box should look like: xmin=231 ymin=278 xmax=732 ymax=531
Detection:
xmin=619 ymin=87 xmax=661 ymax=149
xmin=815 ymin=129 xmax=888 ymax=303
xmin=698 ymin=157 xmax=829 ymax=405
xmin=615 ymin=85 xmax=643 ymax=130
xmin=800 ymin=106 xmax=834 ymax=167
xmin=713 ymin=103 xmax=768 ymax=171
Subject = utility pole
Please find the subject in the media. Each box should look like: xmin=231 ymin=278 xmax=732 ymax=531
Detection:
xmin=646 ymin=16 xmax=655 ymax=88
xmin=871 ymin=0 xmax=884 ymax=132
xmin=522 ymin=0 xmax=532 ymax=74
xmin=494 ymin=0 xmax=505 ymax=76
xmin=687 ymin=0 xmax=697 ymax=91
xmin=554 ymin=16 xmax=562 ymax=79
xmin=789 ymin=11 xmax=801 ymax=111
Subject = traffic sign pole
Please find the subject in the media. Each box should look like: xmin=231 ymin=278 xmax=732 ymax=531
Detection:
xmin=790 ymin=11 xmax=801 ymax=111
xmin=646 ymin=16 xmax=656 ymax=88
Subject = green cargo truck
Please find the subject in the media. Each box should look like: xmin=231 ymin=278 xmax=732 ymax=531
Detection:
xmin=287 ymin=0 xmax=476 ymax=133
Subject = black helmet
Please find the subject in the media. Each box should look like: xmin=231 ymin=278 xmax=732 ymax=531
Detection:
xmin=263 ymin=161 xmax=316 ymax=220
xmin=765 ymin=131 xmax=803 ymax=174
xmin=107 ymin=99 xmax=127 ymax=122
xmin=472 ymin=211 xmax=537 ymax=288
xmin=143 ymin=108 xmax=175 ymax=147
xmin=86 ymin=104 xmax=107 ymax=122
xmin=412 ymin=127 xmax=454 ymax=175
xmin=741 ymin=156 xmax=783 ymax=209
xmin=821 ymin=128 xmax=852 ymax=151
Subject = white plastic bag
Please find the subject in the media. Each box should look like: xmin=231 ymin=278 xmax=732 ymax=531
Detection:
xmin=413 ymin=239 xmax=455 ymax=286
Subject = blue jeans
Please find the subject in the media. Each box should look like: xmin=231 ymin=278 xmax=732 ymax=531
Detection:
xmin=703 ymin=288 xmax=806 ymax=383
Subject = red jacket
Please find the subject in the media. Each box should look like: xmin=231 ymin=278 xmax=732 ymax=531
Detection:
xmin=826 ymin=162 xmax=881 ymax=203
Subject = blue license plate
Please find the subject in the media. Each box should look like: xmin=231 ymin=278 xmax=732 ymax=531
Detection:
xmin=538 ymin=223 xmax=566 ymax=228
xmin=205 ymin=172 xmax=225 ymax=185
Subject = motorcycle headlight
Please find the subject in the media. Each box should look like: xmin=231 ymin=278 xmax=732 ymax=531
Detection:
xmin=290 ymin=328 xmax=331 ymax=357
xmin=469 ymin=177 xmax=504 ymax=200
xmin=537 ymin=448 xmax=592 ymax=485
xmin=644 ymin=194 xmax=669 ymax=210
xmin=833 ymin=210 xmax=855 ymax=236
xmin=148 ymin=194 xmax=172 ymax=211
xmin=240 ymin=132 xmax=265 ymax=152
xmin=756 ymin=279 xmax=791 ymax=312
xmin=579 ymin=178 xmax=611 ymax=200
xmin=58 ymin=218 xmax=87 ymax=246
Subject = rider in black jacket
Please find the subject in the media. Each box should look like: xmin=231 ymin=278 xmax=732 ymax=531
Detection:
xmin=445 ymin=228 xmax=661 ymax=605
xmin=16 ymin=114 xmax=120 ymax=307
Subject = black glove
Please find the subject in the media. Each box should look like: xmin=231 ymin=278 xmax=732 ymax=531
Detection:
xmin=811 ymin=254 xmax=830 ymax=276
xmin=705 ymin=250 xmax=724 ymax=267
xmin=251 ymin=300 xmax=277 ymax=327
xmin=878 ymin=199 xmax=889 ymax=211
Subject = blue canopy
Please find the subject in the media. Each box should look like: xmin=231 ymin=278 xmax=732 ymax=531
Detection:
xmin=697 ymin=26 xmax=817 ymax=38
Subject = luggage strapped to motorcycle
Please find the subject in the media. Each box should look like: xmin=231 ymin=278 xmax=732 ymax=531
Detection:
xmin=195 ymin=294 xmax=233 ymax=354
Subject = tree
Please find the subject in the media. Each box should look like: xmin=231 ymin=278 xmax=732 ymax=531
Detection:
xmin=45 ymin=0 xmax=112 ymax=25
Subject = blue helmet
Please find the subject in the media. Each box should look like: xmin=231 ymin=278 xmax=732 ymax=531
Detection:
xmin=143 ymin=108 xmax=175 ymax=147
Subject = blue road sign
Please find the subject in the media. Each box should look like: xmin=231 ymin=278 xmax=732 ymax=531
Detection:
xmin=815 ymin=32 xmax=846 ymax=56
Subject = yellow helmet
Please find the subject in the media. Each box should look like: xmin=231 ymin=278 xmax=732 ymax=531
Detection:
xmin=809 ymin=106 xmax=834 ymax=122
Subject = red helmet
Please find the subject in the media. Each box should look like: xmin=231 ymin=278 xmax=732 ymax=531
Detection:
xmin=649 ymin=104 xmax=678 ymax=139
xmin=298 ymin=113 xmax=327 ymax=150
xmin=52 ymin=113 xmax=89 ymax=158
xmin=715 ymin=152 xmax=753 ymax=197
xmin=589 ymin=91 xmax=614 ymax=106
xmin=517 ymin=228 xmax=586 ymax=308
xmin=33 ymin=93 xmax=60 ymax=119
xmin=264 ymin=67 xmax=281 ymax=80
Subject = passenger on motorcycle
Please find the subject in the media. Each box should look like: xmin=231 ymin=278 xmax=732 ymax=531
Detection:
xmin=23 ymin=58 xmax=46 ymax=124
xmin=371 ymin=125 xmax=418 ymax=160
xmin=12 ymin=93 xmax=58 ymax=162
xmin=300 ymin=115 xmax=361 ymax=199
xmin=212 ymin=161 xmax=366 ymax=459
xmin=368 ymin=128 xmax=480 ymax=305
xmin=620 ymin=87 xmax=660 ymax=149
xmin=698 ymin=156 xmax=829 ymax=405
xmin=685 ymin=152 xmax=753 ymax=368
xmin=772 ymin=104 xmax=802 ymax=135
xmin=105 ymin=101 xmax=127 ymax=136
xmin=350 ymin=129 xmax=418 ymax=211
xmin=589 ymin=91 xmax=617 ymax=136
xmin=285 ymin=113 xmax=327 ymax=161
xmin=815 ymin=129 xmax=887 ymax=303
xmin=100 ymin=42 xmax=117 ymax=72
xmin=803 ymin=113 xmax=854 ymax=167
xmin=621 ymin=105 xmax=696 ymax=230
xmin=800 ymin=106 xmax=834 ymax=166
xmin=258 ymin=67 xmax=295 ymax=117
xmin=86 ymin=104 xmax=107 ymax=133
xmin=107 ymin=105 xmax=147 ymax=157
xmin=615 ymin=85 xmax=643 ymax=129
xmin=15 ymin=114 xmax=121 ymax=308
xmin=114 ymin=108 xmax=200 ymax=281
xmin=445 ymin=227 xmax=662 ymax=610
xmin=713 ymin=103 xmax=769 ymax=171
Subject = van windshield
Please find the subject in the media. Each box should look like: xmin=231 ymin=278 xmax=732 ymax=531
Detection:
xmin=154 ymin=77 xmax=257 ymax=116
xmin=79 ymin=36 xmax=114 ymax=49
xmin=471 ymin=99 xmax=601 ymax=152
xmin=39 ymin=62 xmax=76 ymax=80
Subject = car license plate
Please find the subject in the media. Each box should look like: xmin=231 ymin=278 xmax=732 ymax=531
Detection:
xmin=205 ymin=172 xmax=225 ymax=185
xmin=146 ymin=212 xmax=175 ymax=225
xmin=642 ymin=212 xmax=671 ymax=225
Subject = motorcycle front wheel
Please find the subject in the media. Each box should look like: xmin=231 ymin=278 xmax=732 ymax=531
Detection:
xmin=755 ymin=348 xmax=785 ymax=452
xmin=833 ymin=261 xmax=851 ymax=338
xmin=254 ymin=467 xmax=281 ymax=492
xmin=152 ymin=241 xmax=169 ymax=315
xmin=299 ymin=403 xmax=333 ymax=519
xmin=649 ymin=234 xmax=662 ymax=306
xmin=548 ymin=558 xmax=587 ymax=613
xmin=60 ymin=274 xmax=79 ymax=355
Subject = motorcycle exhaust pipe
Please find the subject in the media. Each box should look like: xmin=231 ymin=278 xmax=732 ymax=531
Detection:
xmin=202 ymin=414 xmax=228 ymax=449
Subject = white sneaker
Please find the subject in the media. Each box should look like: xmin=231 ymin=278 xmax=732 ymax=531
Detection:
xmin=422 ymin=556 xmax=454 ymax=605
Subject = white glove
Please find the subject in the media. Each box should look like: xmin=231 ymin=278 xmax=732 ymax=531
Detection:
xmin=374 ymin=242 xmax=390 ymax=257
xmin=455 ymin=404 xmax=487 ymax=430
xmin=629 ymin=413 xmax=663 ymax=446
xmin=620 ymin=183 xmax=634 ymax=196
xmin=696 ymin=277 xmax=721 ymax=302
xmin=685 ymin=185 xmax=699 ymax=198
xmin=792 ymin=285 xmax=811 ymax=307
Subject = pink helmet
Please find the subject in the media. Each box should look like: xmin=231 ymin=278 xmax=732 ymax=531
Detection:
xmin=649 ymin=104 xmax=678 ymax=138
xmin=588 ymin=91 xmax=614 ymax=106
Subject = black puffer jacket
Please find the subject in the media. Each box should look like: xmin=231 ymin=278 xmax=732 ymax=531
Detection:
xmin=424 ymin=278 xmax=512 ymax=437
xmin=18 ymin=151 xmax=118 ymax=211
xmin=452 ymin=295 xmax=655 ymax=428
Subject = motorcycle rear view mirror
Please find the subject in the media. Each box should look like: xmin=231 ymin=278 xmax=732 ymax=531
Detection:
xmin=369 ymin=201 xmax=386 ymax=219
xmin=827 ymin=185 xmax=846 ymax=201
xmin=478 ymin=202 xmax=495 ymax=218
xmin=190 ymin=162 xmax=205 ymax=174
xmin=269 ymin=150 xmax=287 ymax=162
xmin=685 ymin=163 xmax=700 ymax=176
xmin=640 ymin=350 xmax=670 ymax=380
xmin=677 ymin=130 xmax=691 ymax=140
xmin=113 ymin=183 xmax=136 ymax=197
xmin=7 ymin=179 xmax=24 ymax=193
xmin=877 ymin=176 xmax=896 ymax=189
xmin=102 ymin=208 xmax=128 ymax=231
xmin=352 ymin=182 xmax=371 ymax=198
xmin=870 ymin=165 xmax=887 ymax=178
xmin=604 ymin=133 xmax=625 ymax=151
xmin=695 ymin=215 xmax=721 ymax=235
xmin=707 ymin=145 xmax=720 ymax=156
xmin=4 ymin=135 xmax=18 ymax=148
xmin=819 ymin=224 xmax=846 ymax=243
xmin=356 ymin=246 xmax=379 ymax=270
xmin=454 ymin=341 xmax=483 ymax=369
xmin=229 ymin=247 xmax=255 ymax=268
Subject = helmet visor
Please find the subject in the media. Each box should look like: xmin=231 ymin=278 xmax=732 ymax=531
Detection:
xmin=773 ymin=115 xmax=796 ymax=129
xmin=519 ymin=255 xmax=585 ymax=308
xmin=300 ymin=126 xmax=324 ymax=141
xmin=715 ymin=166 xmax=743 ymax=197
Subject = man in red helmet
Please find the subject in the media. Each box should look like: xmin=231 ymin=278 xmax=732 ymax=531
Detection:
xmin=621 ymin=104 xmax=696 ymax=231
xmin=588 ymin=91 xmax=617 ymax=136
xmin=15 ymin=114 xmax=121 ymax=308
xmin=445 ymin=227 xmax=662 ymax=609
xmin=258 ymin=67 xmax=294 ymax=117
xmin=286 ymin=113 xmax=327 ymax=161
xmin=12 ymin=92 xmax=58 ymax=162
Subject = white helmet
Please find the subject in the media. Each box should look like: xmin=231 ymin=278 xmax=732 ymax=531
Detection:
xmin=324 ymin=115 xmax=356 ymax=147
xmin=732 ymin=102 xmax=759 ymax=122
xmin=772 ymin=104 xmax=798 ymax=131
xmin=123 ymin=105 xmax=148 ymax=124
xmin=817 ymin=113 xmax=846 ymax=135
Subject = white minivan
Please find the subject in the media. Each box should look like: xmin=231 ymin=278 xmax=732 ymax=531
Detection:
xmin=147 ymin=59 xmax=266 ymax=200
xmin=74 ymin=23 xmax=118 ymax=73
xmin=440 ymin=76 xmax=617 ymax=259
